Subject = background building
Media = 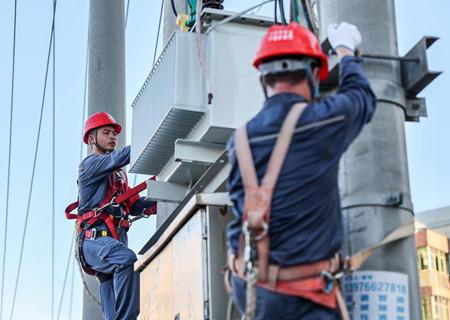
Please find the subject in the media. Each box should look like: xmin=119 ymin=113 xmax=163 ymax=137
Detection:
xmin=416 ymin=207 xmax=450 ymax=319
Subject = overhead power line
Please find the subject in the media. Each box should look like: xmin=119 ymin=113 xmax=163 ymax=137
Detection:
xmin=56 ymin=233 xmax=75 ymax=320
xmin=1 ymin=0 xmax=18 ymax=317
xmin=125 ymin=0 xmax=131 ymax=28
xmin=68 ymin=259 xmax=75 ymax=320
xmin=9 ymin=0 xmax=58 ymax=318
xmin=51 ymin=1 xmax=57 ymax=318
xmin=153 ymin=0 xmax=164 ymax=66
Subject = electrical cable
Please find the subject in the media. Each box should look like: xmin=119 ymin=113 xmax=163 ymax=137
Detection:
xmin=56 ymin=233 xmax=75 ymax=320
xmin=51 ymin=1 xmax=56 ymax=317
xmin=0 ymin=0 xmax=18 ymax=318
xmin=300 ymin=0 xmax=312 ymax=30
xmin=68 ymin=259 xmax=75 ymax=320
xmin=205 ymin=0 xmax=275 ymax=34
xmin=290 ymin=0 xmax=294 ymax=22
xmin=307 ymin=0 xmax=320 ymax=36
xmin=125 ymin=0 xmax=131 ymax=28
xmin=153 ymin=0 xmax=164 ymax=66
xmin=301 ymin=0 xmax=319 ymax=35
xmin=9 ymin=1 xmax=57 ymax=318
xmin=278 ymin=0 xmax=287 ymax=25
xmin=274 ymin=0 xmax=278 ymax=24
xmin=170 ymin=0 xmax=178 ymax=17
xmin=195 ymin=0 xmax=213 ymax=104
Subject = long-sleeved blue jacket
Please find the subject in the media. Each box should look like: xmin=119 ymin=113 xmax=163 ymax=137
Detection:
xmin=78 ymin=145 xmax=152 ymax=215
xmin=227 ymin=56 xmax=376 ymax=266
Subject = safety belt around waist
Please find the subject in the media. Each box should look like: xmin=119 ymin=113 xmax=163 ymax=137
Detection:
xmin=65 ymin=180 xmax=150 ymax=239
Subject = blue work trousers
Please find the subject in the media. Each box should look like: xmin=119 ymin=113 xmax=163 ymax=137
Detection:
xmin=232 ymin=275 xmax=340 ymax=320
xmin=83 ymin=234 xmax=139 ymax=320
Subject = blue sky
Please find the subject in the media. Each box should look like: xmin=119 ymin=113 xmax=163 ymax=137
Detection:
xmin=0 ymin=0 xmax=448 ymax=319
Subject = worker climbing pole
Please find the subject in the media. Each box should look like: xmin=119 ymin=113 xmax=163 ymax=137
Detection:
xmin=66 ymin=112 xmax=157 ymax=320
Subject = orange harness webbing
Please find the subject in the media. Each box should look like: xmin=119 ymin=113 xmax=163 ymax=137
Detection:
xmin=233 ymin=102 xmax=348 ymax=316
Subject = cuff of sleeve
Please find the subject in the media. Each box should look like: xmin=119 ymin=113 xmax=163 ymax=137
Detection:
xmin=340 ymin=55 xmax=363 ymax=64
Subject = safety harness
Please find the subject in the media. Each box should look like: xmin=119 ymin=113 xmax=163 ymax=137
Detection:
xmin=229 ymin=102 xmax=415 ymax=319
xmin=65 ymin=171 xmax=156 ymax=278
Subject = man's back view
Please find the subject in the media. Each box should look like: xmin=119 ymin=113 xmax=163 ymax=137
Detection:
xmin=226 ymin=22 xmax=376 ymax=319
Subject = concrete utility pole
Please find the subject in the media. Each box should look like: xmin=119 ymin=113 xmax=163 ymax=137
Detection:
xmin=83 ymin=0 xmax=126 ymax=319
xmin=317 ymin=0 xmax=421 ymax=318
xmin=163 ymin=0 xmax=188 ymax=46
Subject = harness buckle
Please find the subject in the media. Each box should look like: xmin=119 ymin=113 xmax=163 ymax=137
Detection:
xmin=321 ymin=270 xmax=344 ymax=294
xmin=90 ymin=228 xmax=97 ymax=240
xmin=109 ymin=197 xmax=120 ymax=208
xmin=243 ymin=220 xmax=268 ymax=241
xmin=254 ymin=222 xmax=268 ymax=241
xmin=93 ymin=208 xmax=101 ymax=218
xmin=94 ymin=197 xmax=119 ymax=217
xmin=321 ymin=271 xmax=334 ymax=294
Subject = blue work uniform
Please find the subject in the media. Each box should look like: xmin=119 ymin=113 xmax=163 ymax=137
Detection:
xmin=78 ymin=145 xmax=154 ymax=320
xmin=227 ymin=56 xmax=376 ymax=319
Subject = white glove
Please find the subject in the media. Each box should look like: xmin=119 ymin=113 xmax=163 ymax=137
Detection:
xmin=327 ymin=22 xmax=362 ymax=52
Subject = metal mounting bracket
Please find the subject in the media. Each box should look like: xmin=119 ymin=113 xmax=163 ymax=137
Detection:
xmin=174 ymin=139 xmax=225 ymax=165
xmin=401 ymin=36 xmax=441 ymax=96
xmin=320 ymin=37 xmax=441 ymax=122
xmin=147 ymin=180 xmax=188 ymax=203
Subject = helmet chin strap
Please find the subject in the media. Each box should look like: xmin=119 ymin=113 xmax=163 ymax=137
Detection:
xmin=260 ymin=77 xmax=269 ymax=99
xmin=304 ymin=65 xmax=320 ymax=100
xmin=259 ymin=58 xmax=321 ymax=101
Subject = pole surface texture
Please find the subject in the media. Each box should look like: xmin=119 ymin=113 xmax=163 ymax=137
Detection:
xmin=317 ymin=1 xmax=421 ymax=318
xmin=83 ymin=1 xmax=126 ymax=319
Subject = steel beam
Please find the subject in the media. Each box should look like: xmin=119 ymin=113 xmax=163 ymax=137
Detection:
xmin=147 ymin=180 xmax=188 ymax=203
xmin=174 ymin=139 xmax=224 ymax=164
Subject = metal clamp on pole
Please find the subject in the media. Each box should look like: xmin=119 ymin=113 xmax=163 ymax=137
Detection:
xmin=320 ymin=37 xmax=442 ymax=122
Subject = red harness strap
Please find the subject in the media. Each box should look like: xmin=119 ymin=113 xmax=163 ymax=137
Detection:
xmin=65 ymin=172 xmax=153 ymax=240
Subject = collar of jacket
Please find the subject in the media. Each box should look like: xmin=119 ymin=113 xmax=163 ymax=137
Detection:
xmin=263 ymin=92 xmax=307 ymax=110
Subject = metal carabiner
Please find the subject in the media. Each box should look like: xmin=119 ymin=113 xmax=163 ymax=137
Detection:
xmin=243 ymin=221 xmax=253 ymax=264
xmin=254 ymin=222 xmax=268 ymax=241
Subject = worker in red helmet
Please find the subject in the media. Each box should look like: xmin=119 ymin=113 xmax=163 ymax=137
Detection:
xmin=75 ymin=112 xmax=156 ymax=319
xmin=226 ymin=22 xmax=376 ymax=319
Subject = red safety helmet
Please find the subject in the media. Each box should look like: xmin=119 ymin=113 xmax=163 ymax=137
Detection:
xmin=83 ymin=112 xmax=122 ymax=144
xmin=253 ymin=22 xmax=329 ymax=81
